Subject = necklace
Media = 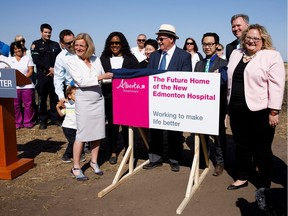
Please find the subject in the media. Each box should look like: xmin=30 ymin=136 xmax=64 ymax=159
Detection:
xmin=243 ymin=51 xmax=257 ymax=62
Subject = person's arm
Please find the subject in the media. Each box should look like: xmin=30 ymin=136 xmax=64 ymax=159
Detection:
xmin=56 ymin=102 xmax=65 ymax=117
xmin=54 ymin=56 xmax=66 ymax=101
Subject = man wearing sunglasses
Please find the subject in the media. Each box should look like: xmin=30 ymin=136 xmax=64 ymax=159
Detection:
xmin=143 ymin=24 xmax=192 ymax=172
xmin=131 ymin=34 xmax=147 ymax=62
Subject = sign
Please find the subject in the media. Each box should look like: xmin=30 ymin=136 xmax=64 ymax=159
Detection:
xmin=113 ymin=71 xmax=220 ymax=135
xmin=0 ymin=69 xmax=17 ymax=98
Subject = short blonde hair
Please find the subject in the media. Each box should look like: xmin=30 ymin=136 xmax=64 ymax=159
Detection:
xmin=240 ymin=24 xmax=274 ymax=50
xmin=72 ymin=33 xmax=95 ymax=59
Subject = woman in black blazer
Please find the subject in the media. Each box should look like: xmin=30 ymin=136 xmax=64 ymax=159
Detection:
xmin=100 ymin=32 xmax=139 ymax=164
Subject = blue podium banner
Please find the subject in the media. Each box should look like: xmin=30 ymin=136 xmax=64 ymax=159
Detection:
xmin=0 ymin=69 xmax=17 ymax=98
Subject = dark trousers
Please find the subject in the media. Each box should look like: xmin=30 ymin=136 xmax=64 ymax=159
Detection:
xmin=36 ymin=74 xmax=58 ymax=123
xmin=149 ymin=128 xmax=183 ymax=162
xmin=230 ymin=107 xmax=275 ymax=188
xmin=62 ymin=127 xmax=76 ymax=158
xmin=105 ymin=96 xmax=128 ymax=155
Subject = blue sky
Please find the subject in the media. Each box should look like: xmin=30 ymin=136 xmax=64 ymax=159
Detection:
xmin=1 ymin=0 xmax=287 ymax=61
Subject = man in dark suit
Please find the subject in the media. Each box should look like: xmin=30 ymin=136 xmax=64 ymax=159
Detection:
xmin=226 ymin=14 xmax=249 ymax=61
xmin=143 ymin=24 xmax=192 ymax=172
xmin=195 ymin=32 xmax=228 ymax=176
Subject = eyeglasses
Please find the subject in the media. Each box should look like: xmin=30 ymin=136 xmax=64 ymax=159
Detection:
xmin=186 ymin=42 xmax=194 ymax=45
xmin=202 ymin=43 xmax=215 ymax=48
xmin=17 ymin=39 xmax=25 ymax=43
xmin=137 ymin=39 xmax=146 ymax=42
xmin=216 ymin=48 xmax=222 ymax=51
xmin=110 ymin=41 xmax=121 ymax=45
xmin=156 ymin=37 xmax=168 ymax=42
xmin=245 ymin=36 xmax=261 ymax=42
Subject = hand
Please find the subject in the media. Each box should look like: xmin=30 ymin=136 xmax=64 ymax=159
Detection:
xmin=46 ymin=67 xmax=54 ymax=77
xmin=269 ymin=114 xmax=279 ymax=128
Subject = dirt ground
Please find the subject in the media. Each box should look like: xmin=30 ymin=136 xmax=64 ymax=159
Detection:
xmin=0 ymin=81 xmax=287 ymax=216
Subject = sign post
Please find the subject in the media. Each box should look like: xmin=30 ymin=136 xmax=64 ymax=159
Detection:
xmin=0 ymin=69 xmax=34 ymax=180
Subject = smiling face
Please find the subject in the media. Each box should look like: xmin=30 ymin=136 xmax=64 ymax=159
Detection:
xmin=110 ymin=36 xmax=122 ymax=56
xmin=231 ymin=17 xmax=249 ymax=39
xmin=144 ymin=44 xmax=156 ymax=59
xmin=157 ymin=34 xmax=174 ymax=52
xmin=74 ymin=39 xmax=87 ymax=59
xmin=41 ymin=28 xmax=52 ymax=41
xmin=243 ymin=29 xmax=263 ymax=55
xmin=202 ymin=36 xmax=217 ymax=57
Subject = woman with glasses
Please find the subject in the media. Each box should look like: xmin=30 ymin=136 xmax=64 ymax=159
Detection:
xmin=226 ymin=24 xmax=285 ymax=191
xmin=216 ymin=43 xmax=226 ymax=60
xmin=183 ymin=37 xmax=203 ymax=72
xmin=100 ymin=32 xmax=139 ymax=165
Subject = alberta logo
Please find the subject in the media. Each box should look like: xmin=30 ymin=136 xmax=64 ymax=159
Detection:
xmin=116 ymin=79 xmax=146 ymax=93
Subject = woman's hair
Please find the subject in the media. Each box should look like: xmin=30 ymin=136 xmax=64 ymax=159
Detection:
xmin=10 ymin=41 xmax=24 ymax=56
xmin=65 ymin=85 xmax=76 ymax=98
xmin=101 ymin=31 xmax=133 ymax=57
xmin=240 ymin=24 xmax=274 ymax=50
xmin=72 ymin=33 xmax=95 ymax=59
xmin=144 ymin=39 xmax=158 ymax=50
xmin=182 ymin=37 xmax=199 ymax=52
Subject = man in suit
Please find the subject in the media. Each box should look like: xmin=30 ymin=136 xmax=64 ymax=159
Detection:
xmin=143 ymin=24 xmax=192 ymax=172
xmin=226 ymin=14 xmax=249 ymax=61
xmin=195 ymin=32 xmax=228 ymax=176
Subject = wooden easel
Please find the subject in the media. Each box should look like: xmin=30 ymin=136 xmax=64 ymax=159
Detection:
xmin=98 ymin=128 xmax=209 ymax=215
xmin=0 ymin=69 xmax=34 ymax=180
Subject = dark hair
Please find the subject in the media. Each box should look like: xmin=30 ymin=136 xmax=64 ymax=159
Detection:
xmin=231 ymin=14 xmax=249 ymax=24
xmin=10 ymin=41 xmax=24 ymax=56
xmin=144 ymin=39 xmax=158 ymax=50
xmin=201 ymin=32 xmax=220 ymax=45
xmin=65 ymin=85 xmax=76 ymax=98
xmin=40 ymin=23 xmax=52 ymax=32
xmin=59 ymin=29 xmax=74 ymax=42
xmin=183 ymin=37 xmax=199 ymax=52
xmin=101 ymin=32 xmax=133 ymax=57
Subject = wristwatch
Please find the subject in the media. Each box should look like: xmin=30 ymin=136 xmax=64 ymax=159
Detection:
xmin=270 ymin=110 xmax=279 ymax=116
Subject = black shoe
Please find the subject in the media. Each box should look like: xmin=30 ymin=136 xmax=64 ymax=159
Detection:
xmin=39 ymin=123 xmax=47 ymax=130
xmin=109 ymin=156 xmax=117 ymax=165
xmin=62 ymin=155 xmax=72 ymax=163
xmin=143 ymin=160 xmax=163 ymax=170
xmin=227 ymin=181 xmax=248 ymax=190
xmin=170 ymin=162 xmax=180 ymax=172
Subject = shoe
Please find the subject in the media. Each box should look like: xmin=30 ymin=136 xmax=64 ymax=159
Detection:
xmin=50 ymin=120 xmax=61 ymax=126
xmin=213 ymin=164 xmax=224 ymax=176
xmin=143 ymin=160 xmax=163 ymax=170
xmin=227 ymin=181 xmax=248 ymax=190
xmin=90 ymin=161 xmax=104 ymax=176
xmin=80 ymin=153 xmax=86 ymax=162
xmin=109 ymin=156 xmax=117 ymax=165
xmin=70 ymin=168 xmax=89 ymax=181
xmin=170 ymin=162 xmax=180 ymax=172
xmin=39 ymin=123 xmax=47 ymax=130
xmin=62 ymin=155 xmax=72 ymax=163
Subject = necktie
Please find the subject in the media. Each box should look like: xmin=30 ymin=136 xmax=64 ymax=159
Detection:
xmin=205 ymin=59 xmax=210 ymax=72
xmin=159 ymin=52 xmax=167 ymax=70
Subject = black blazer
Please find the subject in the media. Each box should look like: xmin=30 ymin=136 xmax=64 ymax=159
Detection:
xmin=147 ymin=46 xmax=192 ymax=71
xmin=225 ymin=39 xmax=238 ymax=61
xmin=194 ymin=55 xmax=228 ymax=119
xmin=100 ymin=54 xmax=139 ymax=98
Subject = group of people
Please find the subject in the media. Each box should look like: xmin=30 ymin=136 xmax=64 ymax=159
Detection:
xmin=0 ymin=14 xmax=285 ymax=199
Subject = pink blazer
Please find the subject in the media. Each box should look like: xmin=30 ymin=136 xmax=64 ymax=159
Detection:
xmin=227 ymin=49 xmax=286 ymax=111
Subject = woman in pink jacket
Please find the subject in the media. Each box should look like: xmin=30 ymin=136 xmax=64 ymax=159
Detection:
xmin=226 ymin=24 xmax=285 ymax=190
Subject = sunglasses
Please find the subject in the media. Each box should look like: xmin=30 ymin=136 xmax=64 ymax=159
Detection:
xmin=156 ymin=37 xmax=168 ymax=42
xmin=110 ymin=41 xmax=121 ymax=45
xmin=64 ymin=41 xmax=73 ymax=46
xmin=186 ymin=42 xmax=194 ymax=45
xmin=17 ymin=39 xmax=25 ymax=43
xmin=137 ymin=39 xmax=146 ymax=42
xmin=216 ymin=48 xmax=222 ymax=51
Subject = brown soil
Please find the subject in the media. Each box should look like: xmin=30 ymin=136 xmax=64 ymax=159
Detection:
xmin=0 ymin=72 xmax=287 ymax=216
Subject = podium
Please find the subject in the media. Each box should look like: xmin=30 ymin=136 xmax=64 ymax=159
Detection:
xmin=0 ymin=69 xmax=34 ymax=180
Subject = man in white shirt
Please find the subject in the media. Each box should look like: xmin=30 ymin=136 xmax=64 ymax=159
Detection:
xmin=130 ymin=34 xmax=147 ymax=62
xmin=54 ymin=29 xmax=75 ymax=105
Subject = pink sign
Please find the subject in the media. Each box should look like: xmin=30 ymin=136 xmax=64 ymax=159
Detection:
xmin=113 ymin=76 xmax=149 ymax=128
